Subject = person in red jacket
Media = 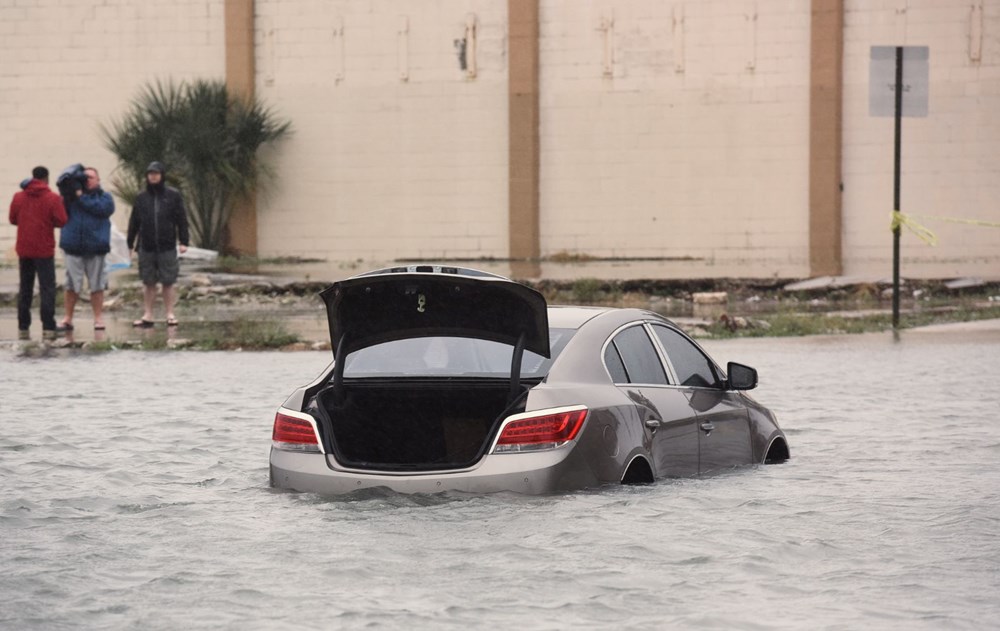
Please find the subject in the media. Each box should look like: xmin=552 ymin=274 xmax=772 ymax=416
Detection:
xmin=9 ymin=166 xmax=68 ymax=340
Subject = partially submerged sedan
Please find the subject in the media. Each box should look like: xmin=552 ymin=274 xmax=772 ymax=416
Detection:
xmin=270 ymin=266 xmax=789 ymax=495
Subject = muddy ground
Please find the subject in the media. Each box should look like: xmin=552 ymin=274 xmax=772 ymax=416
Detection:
xmin=3 ymin=262 xmax=999 ymax=348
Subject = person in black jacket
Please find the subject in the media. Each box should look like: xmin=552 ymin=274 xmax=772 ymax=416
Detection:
xmin=127 ymin=161 xmax=189 ymax=327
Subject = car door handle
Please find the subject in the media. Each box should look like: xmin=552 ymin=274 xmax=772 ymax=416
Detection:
xmin=644 ymin=419 xmax=661 ymax=430
xmin=700 ymin=422 xmax=715 ymax=434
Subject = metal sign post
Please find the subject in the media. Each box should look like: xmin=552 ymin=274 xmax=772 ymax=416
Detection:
xmin=892 ymin=48 xmax=903 ymax=329
xmin=869 ymin=46 xmax=929 ymax=329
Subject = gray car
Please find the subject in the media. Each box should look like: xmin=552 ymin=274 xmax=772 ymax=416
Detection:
xmin=269 ymin=266 xmax=789 ymax=495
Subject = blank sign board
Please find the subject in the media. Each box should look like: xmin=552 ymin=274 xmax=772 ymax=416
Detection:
xmin=869 ymin=46 xmax=929 ymax=118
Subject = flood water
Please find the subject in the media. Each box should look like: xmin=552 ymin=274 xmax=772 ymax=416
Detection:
xmin=2 ymin=324 xmax=999 ymax=630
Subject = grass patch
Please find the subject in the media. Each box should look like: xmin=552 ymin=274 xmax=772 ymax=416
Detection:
xmin=84 ymin=340 xmax=118 ymax=352
xmin=209 ymin=255 xmax=325 ymax=274
xmin=547 ymin=251 xmax=599 ymax=263
xmin=53 ymin=317 xmax=302 ymax=353
xmin=701 ymin=304 xmax=1000 ymax=338
xmin=139 ymin=335 xmax=171 ymax=350
xmin=539 ymin=278 xmax=623 ymax=305
xmin=706 ymin=313 xmax=894 ymax=338
xmin=197 ymin=317 xmax=300 ymax=350
xmin=571 ymin=278 xmax=607 ymax=303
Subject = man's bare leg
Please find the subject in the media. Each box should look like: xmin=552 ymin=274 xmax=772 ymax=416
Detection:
xmin=62 ymin=290 xmax=78 ymax=326
xmin=141 ymin=284 xmax=157 ymax=322
xmin=163 ymin=284 xmax=177 ymax=323
xmin=91 ymin=291 xmax=105 ymax=328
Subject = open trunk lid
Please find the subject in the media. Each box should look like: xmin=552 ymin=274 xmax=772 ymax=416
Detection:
xmin=320 ymin=266 xmax=550 ymax=357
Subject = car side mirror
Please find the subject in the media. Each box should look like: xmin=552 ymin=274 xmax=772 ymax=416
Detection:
xmin=726 ymin=362 xmax=758 ymax=391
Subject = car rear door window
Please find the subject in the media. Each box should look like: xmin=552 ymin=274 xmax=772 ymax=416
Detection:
xmin=609 ymin=325 xmax=668 ymax=385
xmin=604 ymin=343 xmax=629 ymax=383
xmin=651 ymin=325 xmax=720 ymax=388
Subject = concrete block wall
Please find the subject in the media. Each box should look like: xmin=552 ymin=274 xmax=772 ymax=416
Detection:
xmin=842 ymin=0 xmax=1000 ymax=278
xmin=0 ymin=0 xmax=225 ymax=260
xmin=3 ymin=1 xmax=998 ymax=280
xmin=253 ymin=0 xmax=510 ymax=262
xmin=537 ymin=0 xmax=813 ymax=277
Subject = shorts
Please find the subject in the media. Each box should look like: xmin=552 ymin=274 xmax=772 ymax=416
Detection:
xmin=64 ymin=254 xmax=108 ymax=293
xmin=138 ymin=249 xmax=180 ymax=286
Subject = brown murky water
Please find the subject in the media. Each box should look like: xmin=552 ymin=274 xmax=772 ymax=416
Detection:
xmin=2 ymin=325 xmax=999 ymax=629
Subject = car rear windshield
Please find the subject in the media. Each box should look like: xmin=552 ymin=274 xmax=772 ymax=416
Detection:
xmin=342 ymin=328 xmax=575 ymax=378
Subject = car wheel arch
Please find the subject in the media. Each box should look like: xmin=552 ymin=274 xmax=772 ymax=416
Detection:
xmin=621 ymin=453 xmax=654 ymax=485
xmin=763 ymin=435 xmax=790 ymax=464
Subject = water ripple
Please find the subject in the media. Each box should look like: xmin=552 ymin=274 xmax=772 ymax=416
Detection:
xmin=1 ymin=340 xmax=999 ymax=629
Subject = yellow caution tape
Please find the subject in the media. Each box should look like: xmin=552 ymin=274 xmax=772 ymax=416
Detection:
xmin=890 ymin=210 xmax=938 ymax=246
xmin=911 ymin=214 xmax=1000 ymax=229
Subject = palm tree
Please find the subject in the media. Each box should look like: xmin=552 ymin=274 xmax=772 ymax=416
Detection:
xmin=102 ymin=79 xmax=291 ymax=251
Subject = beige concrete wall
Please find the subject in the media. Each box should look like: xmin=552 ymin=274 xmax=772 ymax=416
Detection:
xmin=4 ymin=1 xmax=999 ymax=280
xmin=0 ymin=0 xmax=225 ymax=260
xmin=842 ymin=0 xmax=1000 ymax=278
xmin=253 ymin=0 xmax=510 ymax=262
xmin=537 ymin=0 xmax=813 ymax=276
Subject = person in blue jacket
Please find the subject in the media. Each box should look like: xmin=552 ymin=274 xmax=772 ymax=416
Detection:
xmin=58 ymin=166 xmax=115 ymax=331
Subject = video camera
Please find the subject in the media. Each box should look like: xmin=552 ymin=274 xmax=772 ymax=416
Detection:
xmin=56 ymin=163 xmax=88 ymax=198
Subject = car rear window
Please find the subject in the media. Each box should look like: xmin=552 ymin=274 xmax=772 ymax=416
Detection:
xmin=342 ymin=328 xmax=575 ymax=378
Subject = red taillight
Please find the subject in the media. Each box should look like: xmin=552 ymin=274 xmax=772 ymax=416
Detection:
xmin=495 ymin=408 xmax=587 ymax=452
xmin=272 ymin=412 xmax=320 ymax=451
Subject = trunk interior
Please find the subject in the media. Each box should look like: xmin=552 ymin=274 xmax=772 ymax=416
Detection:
xmin=316 ymin=380 xmax=523 ymax=471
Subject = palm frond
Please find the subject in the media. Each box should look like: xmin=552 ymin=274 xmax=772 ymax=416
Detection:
xmin=101 ymin=79 xmax=292 ymax=250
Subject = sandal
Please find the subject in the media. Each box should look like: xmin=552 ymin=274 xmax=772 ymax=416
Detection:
xmin=166 ymin=317 xmax=179 ymax=327
xmin=132 ymin=319 xmax=155 ymax=328
xmin=94 ymin=323 xmax=106 ymax=331
xmin=55 ymin=322 xmax=74 ymax=332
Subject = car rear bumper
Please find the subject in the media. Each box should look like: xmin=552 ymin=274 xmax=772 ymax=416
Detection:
xmin=269 ymin=445 xmax=593 ymax=495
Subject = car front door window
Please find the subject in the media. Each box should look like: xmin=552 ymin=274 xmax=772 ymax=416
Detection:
xmin=651 ymin=325 xmax=720 ymax=388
